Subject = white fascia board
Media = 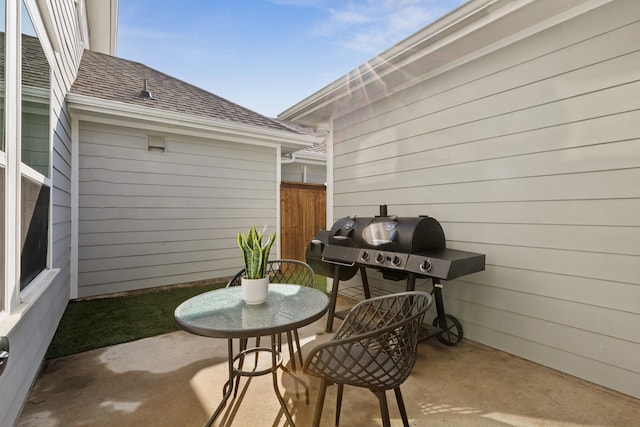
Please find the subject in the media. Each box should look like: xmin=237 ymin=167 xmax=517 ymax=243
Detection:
xmin=66 ymin=93 xmax=319 ymax=150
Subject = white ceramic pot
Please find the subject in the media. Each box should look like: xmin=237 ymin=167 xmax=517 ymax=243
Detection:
xmin=241 ymin=277 xmax=269 ymax=305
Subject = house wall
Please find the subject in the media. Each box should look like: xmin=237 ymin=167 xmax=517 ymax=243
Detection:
xmin=77 ymin=122 xmax=279 ymax=297
xmin=330 ymin=0 xmax=640 ymax=398
xmin=282 ymin=162 xmax=325 ymax=184
xmin=0 ymin=1 xmax=84 ymax=425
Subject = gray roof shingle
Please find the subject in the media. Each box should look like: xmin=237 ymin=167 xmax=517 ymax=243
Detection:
xmin=274 ymin=119 xmax=326 ymax=156
xmin=299 ymin=140 xmax=326 ymax=155
xmin=70 ymin=50 xmax=302 ymax=134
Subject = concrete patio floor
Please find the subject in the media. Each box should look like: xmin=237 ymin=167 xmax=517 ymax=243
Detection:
xmin=16 ymin=296 xmax=640 ymax=427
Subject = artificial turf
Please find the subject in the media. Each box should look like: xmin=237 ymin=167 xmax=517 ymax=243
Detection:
xmin=46 ymin=275 xmax=327 ymax=359
xmin=45 ymin=282 xmax=226 ymax=359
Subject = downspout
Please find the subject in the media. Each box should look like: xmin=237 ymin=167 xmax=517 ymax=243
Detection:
xmin=70 ymin=118 xmax=80 ymax=299
xmin=276 ymin=145 xmax=282 ymax=259
xmin=281 ymin=152 xmax=297 ymax=164
xmin=325 ymin=125 xmax=334 ymax=292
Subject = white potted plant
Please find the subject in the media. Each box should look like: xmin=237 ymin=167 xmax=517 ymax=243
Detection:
xmin=237 ymin=225 xmax=276 ymax=304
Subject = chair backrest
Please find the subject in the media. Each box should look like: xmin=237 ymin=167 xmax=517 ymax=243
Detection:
xmin=304 ymin=291 xmax=432 ymax=391
xmin=227 ymin=259 xmax=316 ymax=288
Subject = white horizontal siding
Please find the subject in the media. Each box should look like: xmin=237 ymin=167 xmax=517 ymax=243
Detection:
xmin=77 ymin=123 xmax=278 ymax=297
xmin=333 ymin=1 xmax=640 ymax=137
xmin=1 ymin=0 xmax=85 ymax=425
xmin=411 ymin=199 xmax=640 ymax=226
xmin=330 ymin=1 xmax=640 ymax=398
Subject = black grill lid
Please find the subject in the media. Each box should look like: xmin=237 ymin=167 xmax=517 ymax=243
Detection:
xmin=328 ymin=214 xmax=445 ymax=254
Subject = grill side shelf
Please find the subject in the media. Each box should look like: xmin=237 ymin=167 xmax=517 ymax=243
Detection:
xmin=406 ymin=249 xmax=485 ymax=280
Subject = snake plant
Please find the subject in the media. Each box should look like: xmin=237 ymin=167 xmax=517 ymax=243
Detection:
xmin=237 ymin=225 xmax=276 ymax=279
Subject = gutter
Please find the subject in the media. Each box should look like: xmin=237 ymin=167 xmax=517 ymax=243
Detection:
xmin=67 ymin=93 xmax=319 ymax=149
xmin=281 ymin=153 xmax=324 ymax=166
xmin=282 ymin=148 xmax=325 ymax=163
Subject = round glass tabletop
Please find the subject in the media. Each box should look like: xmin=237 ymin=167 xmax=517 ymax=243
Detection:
xmin=174 ymin=284 xmax=329 ymax=338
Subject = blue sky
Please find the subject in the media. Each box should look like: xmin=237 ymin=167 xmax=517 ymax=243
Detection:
xmin=118 ymin=0 xmax=466 ymax=118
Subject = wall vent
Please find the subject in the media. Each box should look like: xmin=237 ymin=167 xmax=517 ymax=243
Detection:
xmin=147 ymin=135 xmax=166 ymax=153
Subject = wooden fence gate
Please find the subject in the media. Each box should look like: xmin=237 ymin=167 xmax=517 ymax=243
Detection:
xmin=280 ymin=182 xmax=326 ymax=261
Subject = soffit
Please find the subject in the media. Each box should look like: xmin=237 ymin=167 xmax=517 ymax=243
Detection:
xmin=85 ymin=0 xmax=118 ymax=55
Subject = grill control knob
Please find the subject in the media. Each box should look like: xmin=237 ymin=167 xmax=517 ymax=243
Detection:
xmin=361 ymin=251 xmax=370 ymax=261
xmin=375 ymin=253 xmax=385 ymax=264
xmin=420 ymin=259 xmax=432 ymax=272
xmin=392 ymin=256 xmax=402 ymax=266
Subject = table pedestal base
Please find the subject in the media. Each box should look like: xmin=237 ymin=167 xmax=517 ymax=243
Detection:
xmin=206 ymin=335 xmax=303 ymax=427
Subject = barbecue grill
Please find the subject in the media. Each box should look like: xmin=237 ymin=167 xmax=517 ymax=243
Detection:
xmin=306 ymin=205 xmax=485 ymax=345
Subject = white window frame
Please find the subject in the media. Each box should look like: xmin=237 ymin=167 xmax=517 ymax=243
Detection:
xmin=1 ymin=0 xmax=55 ymax=318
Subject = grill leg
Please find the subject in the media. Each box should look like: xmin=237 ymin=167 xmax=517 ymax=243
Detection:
xmin=360 ymin=267 xmax=371 ymax=299
xmin=433 ymin=278 xmax=447 ymax=326
xmin=326 ymin=265 xmax=342 ymax=332
xmin=405 ymin=272 xmax=416 ymax=292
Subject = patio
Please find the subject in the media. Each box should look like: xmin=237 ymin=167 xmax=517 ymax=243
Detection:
xmin=16 ymin=295 xmax=640 ymax=427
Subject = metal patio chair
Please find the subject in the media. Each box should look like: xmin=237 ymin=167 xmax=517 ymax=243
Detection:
xmin=303 ymin=291 xmax=432 ymax=427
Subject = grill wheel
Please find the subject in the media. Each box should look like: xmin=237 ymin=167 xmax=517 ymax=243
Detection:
xmin=432 ymin=314 xmax=463 ymax=346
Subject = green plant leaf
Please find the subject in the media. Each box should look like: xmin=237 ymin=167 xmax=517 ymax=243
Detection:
xmin=237 ymin=225 xmax=276 ymax=279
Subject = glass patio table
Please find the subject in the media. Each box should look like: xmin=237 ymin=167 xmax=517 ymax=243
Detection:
xmin=174 ymin=283 xmax=329 ymax=427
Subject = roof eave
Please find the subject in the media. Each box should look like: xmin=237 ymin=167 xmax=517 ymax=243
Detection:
xmin=278 ymin=0 xmax=497 ymax=126
xmin=85 ymin=0 xmax=118 ymax=55
xmin=279 ymin=0 xmax=597 ymax=127
xmin=67 ymin=93 xmax=319 ymax=150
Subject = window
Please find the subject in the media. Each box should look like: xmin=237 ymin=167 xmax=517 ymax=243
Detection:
xmin=20 ymin=1 xmax=50 ymax=290
xmin=21 ymin=17 xmax=49 ymax=176
xmin=20 ymin=174 xmax=48 ymax=288
xmin=0 ymin=0 xmax=51 ymax=307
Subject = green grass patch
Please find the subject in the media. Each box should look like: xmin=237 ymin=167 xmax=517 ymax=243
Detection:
xmin=46 ymin=282 xmax=226 ymax=359
xmin=46 ymin=276 xmax=328 ymax=359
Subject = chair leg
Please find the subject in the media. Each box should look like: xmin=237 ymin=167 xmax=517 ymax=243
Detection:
xmin=394 ymin=386 xmax=409 ymax=427
xmin=373 ymin=390 xmax=391 ymax=427
xmin=286 ymin=331 xmax=297 ymax=371
xmin=285 ymin=331 xmax=301 ymax=399
xmin=292 ymin=329 xmax=304 ymax=367
xmin=312 ymin=379 xmax=329 ymax=427
xmin=335 ymin=384 xmax=344 ymax=426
